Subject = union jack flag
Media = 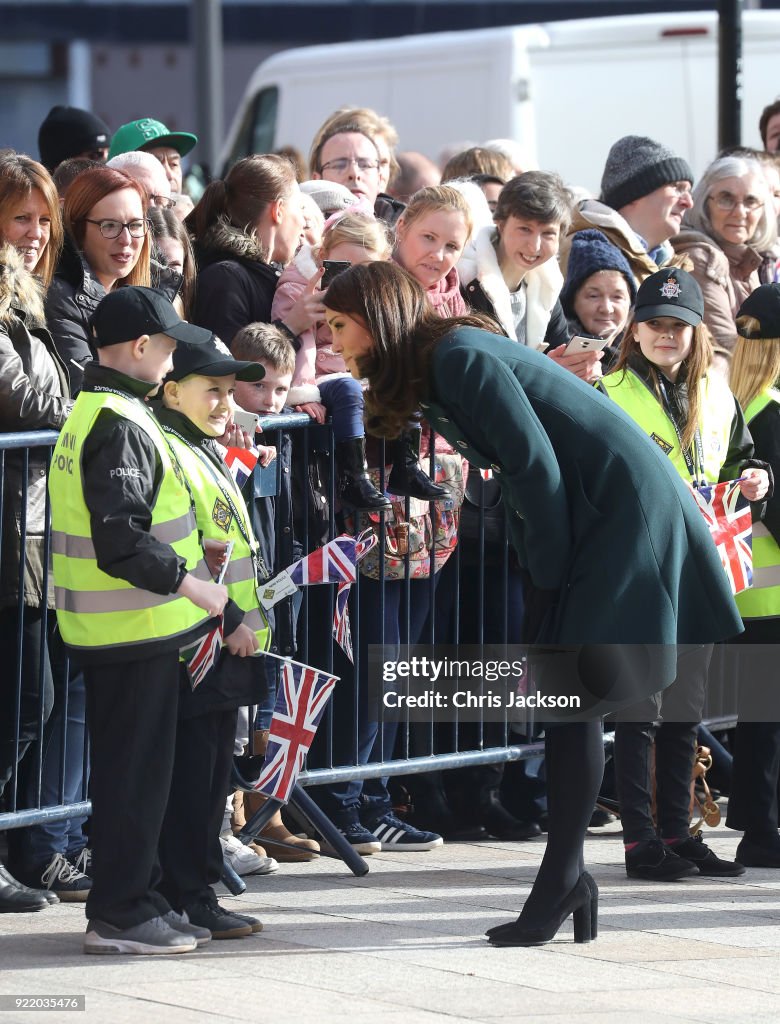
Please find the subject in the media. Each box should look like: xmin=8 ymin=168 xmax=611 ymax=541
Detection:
xmin=181 ymin=620 xmax=224 ymax=688
xmin=692 ymin=479 xmax=753 ymax=595
xmin=254 ymin=660 xmax=338 ymax=802
xmin=333 ymin=582 xmax=353 ymax=662
xmin=289 ymin=529 xmax=377 ymax=586
xmin=224 ymin=446 xmax=259 ymax=488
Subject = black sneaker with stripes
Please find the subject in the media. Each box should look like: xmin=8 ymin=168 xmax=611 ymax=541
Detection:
xmin=364 ymin=811 xmax=443 ymax=851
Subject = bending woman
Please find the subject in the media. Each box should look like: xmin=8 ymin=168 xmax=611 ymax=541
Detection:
xmin=322 ymin=261 xmax=743 ymax=947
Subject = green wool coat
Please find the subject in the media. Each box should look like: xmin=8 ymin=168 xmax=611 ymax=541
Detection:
xmin=421 ymin=328 xmax=742 ymax=705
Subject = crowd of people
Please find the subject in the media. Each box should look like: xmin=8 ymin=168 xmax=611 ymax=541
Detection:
xmin=1 ymin=93 xmax=780 ymax=953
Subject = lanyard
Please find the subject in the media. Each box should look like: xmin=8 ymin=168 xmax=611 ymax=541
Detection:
xmin=161 ymin=424 xmax=269 ymax=579
xmin=653 ymin=370 xmax=706 ymax=487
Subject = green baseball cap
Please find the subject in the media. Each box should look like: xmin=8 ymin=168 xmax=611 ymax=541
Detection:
xmin=108 ymin=118 xmax=198 ymax=160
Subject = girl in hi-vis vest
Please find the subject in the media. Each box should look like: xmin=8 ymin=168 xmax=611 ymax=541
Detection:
xmin=600 ymin=267 xmax=769 ymax=883
xmin=726 ymin=284 xmax=780 ymax=868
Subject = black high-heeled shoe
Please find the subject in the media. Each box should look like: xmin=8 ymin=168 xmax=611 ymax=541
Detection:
xmin=485 ymin=871 xmax=598 ymax=946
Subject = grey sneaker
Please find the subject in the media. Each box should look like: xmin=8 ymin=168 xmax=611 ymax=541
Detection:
xmin=162 ymin=909 xmax=212 ymax=946
xmin=84 ymin=915 xmax=198 ymax=955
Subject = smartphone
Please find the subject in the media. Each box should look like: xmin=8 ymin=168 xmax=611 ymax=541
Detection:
xmin=232 ymin=409 xmax=260 ymax=435
xmin=563 ymin=333 xmax=611 ymax=355
xmin=321 ymin=260 xmax=351 ymax=289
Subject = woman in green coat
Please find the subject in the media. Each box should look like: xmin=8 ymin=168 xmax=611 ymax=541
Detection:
xmin=323 ymin=261 xmax=744 ymax=947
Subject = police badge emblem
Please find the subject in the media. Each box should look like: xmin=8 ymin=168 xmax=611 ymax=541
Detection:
xmin=212 ymin=497 xmax=233 ymax=533
xmin=650 ymin=432 xmax=674 ymax=455
xmin=660 ymin=276 xmax=681 ymax=299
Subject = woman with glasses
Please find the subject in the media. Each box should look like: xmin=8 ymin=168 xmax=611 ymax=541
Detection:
xmin=45 ymin=166 xmax=152 ymax=393
xmin=673 ymin=155 xmax=777 ymax=363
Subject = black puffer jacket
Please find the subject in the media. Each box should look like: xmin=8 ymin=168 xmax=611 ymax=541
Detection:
xmin=192 ymin=221 xmax=281 ymax=346
xmin=45 ymin=236 xmax=182 ymax=394
xmin=0 ymin=246 xmax=71 ymax=608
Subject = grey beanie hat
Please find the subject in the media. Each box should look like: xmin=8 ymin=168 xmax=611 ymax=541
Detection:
xmin=600 ymin=136 xmax=694 ymax=210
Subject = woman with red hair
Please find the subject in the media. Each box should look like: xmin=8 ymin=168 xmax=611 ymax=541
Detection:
xmin=45 ymin=166 xmax=151 ymax=392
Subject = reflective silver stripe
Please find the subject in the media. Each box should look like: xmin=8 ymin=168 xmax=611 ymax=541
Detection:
xmin=222 ymin=556 xmax=255 ymax=585
xmin=753 ymin=522 xmax=772 ymax=540
xmin=244 ymin=608 xmax=267 ymax=632
xmin=51 ymin=531 xmax=95 ymax=558
xmin=150 ymin=511 xmax=198 ymax=545
xmin=56 ymin=586 xmax=179 ymax=613
xmin=55 ymin=560 xmax=213 ymax=614
xmin=752 ymin=565 xmax=780 ymax=589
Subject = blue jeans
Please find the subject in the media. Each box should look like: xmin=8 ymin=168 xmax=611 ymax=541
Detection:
xmin=311 ymin=573 xmax=439 ymax=826
xmin=318 ymin=376 xmax=365 ymax=442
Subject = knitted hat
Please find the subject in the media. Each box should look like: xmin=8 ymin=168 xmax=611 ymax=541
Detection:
xmin=737 ymin=284 xmax=780 ymax=338
xmin=38 ymin=106 xmax=111 ymax=172
xmin=108 ymin=118 xmax=197 ymax=160
xmin=600 ymin=136 xmax=694 ymax=210
xmin=560 ymin=229 xmax=637 ymax=316
xmin=299 ymin=179 xmax=358 ymax=215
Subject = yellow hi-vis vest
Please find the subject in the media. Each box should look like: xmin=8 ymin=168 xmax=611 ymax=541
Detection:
xmin=735 ymin=388 xmax=780 ymax=620
xmin=600 ymin=367 xmax=734 ymax=483
xmin=49 ymin=388 xmax=212 ymax=654
xmin=162 ymin=426 xmax=271 ymax=653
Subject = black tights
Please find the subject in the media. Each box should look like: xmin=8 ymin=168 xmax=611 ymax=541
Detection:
xmin=517 ymin=720 xmax=604 ymax=926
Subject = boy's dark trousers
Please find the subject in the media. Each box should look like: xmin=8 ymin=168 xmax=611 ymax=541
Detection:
xmin=83 ymin=650 xmax=181 ymax=928
xmin=157 ymin=699 xmax=239 ymax=911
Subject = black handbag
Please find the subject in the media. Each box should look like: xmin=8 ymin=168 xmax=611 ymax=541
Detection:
xmin=458 ymin=465 xmax=508 ymax=565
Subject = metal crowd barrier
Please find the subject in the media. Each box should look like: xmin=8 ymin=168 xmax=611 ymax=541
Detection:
xmin=0 ymin=422 xmax=738 ymax=839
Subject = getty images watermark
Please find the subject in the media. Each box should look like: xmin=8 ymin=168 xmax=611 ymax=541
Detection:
xmin=368 ymin=643 xmax=780 ymax=724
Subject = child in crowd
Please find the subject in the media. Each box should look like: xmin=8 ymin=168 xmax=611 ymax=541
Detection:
xmin=229 ymin=321 xmax=320 ymax=862
xmin=156 ymin=332 xmax=275 ymax=938
xmin=49 ymin=287 xmax=225 ymax=955
xmin=600 ymin=267 xmax=768 ymax=881
xmin=272 ymin=210 xmax=446 ymax=508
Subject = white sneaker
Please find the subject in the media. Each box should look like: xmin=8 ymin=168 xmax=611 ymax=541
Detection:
xmin=220 ymin=835 xmax=278 ymax=876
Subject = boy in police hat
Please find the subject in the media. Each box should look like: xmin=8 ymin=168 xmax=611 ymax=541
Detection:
xmin=155 ymin=334 xmax=278 ymax=938
xmin=49 ymin=286 xmax=228 ymax=955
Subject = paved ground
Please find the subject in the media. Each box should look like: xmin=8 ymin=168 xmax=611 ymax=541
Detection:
xmin=1 ymin=818 xmax=780 ymax=1024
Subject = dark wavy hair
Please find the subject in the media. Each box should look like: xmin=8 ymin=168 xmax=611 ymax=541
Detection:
xmin=323 ymin=261 xmax=500 ymax=438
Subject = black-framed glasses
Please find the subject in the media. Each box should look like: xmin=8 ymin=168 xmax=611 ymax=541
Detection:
xmin=707 ymin=191 xmax=764 ymax=213
xmin=319 ymin=157 xmax=379 ymax=174
xmin=150 ymin=195 xmax=177 ymax=210
xmin=83 ymin=218 xmax=148 ymax=239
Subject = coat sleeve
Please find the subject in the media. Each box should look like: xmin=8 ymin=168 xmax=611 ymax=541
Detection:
xmin=437 ymin=345 xmax=571 ymax=589
xmin=44 ymin=281 xmax=93 ymax=394
xmin=271 ymin=275 xmax=317 ymax=385
xmin=747 ymin=404 xmax=780 ymax=545
xmin=682 ymin=243 xmax=737 ymax=355
xmin=81 ymin=411 xmax=187 ymax=594
xmin=718 ymin=396 xmax=756 ymax=482
xmin=542 ymin=299 xmax=571 ymax=351
xmin=0 ymin=323 xmax=71 ymax=430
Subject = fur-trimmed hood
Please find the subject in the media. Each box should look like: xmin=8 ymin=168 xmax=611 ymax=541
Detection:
xmin=196 ymin=218 xmax=270 ymax=269
xmin=458 ymin=226 xmax=563 ymax=350
xmin=0 ymin=244 xmax=45 ymax=326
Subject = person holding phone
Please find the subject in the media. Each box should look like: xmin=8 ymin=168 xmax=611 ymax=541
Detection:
xmin=600 ymin=267 xmax=767 ymax=882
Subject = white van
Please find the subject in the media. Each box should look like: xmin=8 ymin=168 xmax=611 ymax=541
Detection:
xmin=220 ymin=10 xmax=780 ymax=192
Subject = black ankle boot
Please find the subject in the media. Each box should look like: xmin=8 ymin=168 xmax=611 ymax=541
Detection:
xmin=480 ymin=789 xmax=542 ymax=841
xmin=335 ymin=438 xmax=392 ymax=512
xmin=486 ymin=871 xmax=598 ymax=946
xmin=387 ymin=427 xmax=448 ymax=501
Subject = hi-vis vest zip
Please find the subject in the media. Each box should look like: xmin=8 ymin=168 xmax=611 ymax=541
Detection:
xmin=600 ymin=368 xmax=734 ymax=483
xmin=735 ymin=389 xmax=780 ymax=620
xmin=49 ymin=389 xmax=212 ymax=653
xmin=163 ymin=428 xmax=271 ymax=653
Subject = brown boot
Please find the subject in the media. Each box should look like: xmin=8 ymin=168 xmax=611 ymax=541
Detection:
xmin=240 ymin=730 xmax=319 ymax=862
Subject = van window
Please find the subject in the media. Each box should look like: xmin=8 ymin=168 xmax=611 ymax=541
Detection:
xmin=223 ymin=86 xmax=279 ymax=172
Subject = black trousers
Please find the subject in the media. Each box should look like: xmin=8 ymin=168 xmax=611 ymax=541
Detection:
xmin=83 ymin=651 xmax=180 ymax=928
xmin=614 ymin=644 xmax=712 ymax=843
xmin=157 ymin=704 xmax=238 ymax=911
xmin=727 ymin=618 xmax=780 ymax=837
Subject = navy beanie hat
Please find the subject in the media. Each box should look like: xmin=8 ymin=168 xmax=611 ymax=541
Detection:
xmin=560 ymin=230 xmax=637 ymax=317
xmin=600 ymin=135 xmax=693 ymax=210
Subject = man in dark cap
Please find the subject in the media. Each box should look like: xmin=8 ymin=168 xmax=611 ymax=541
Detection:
xmin=38 ymin=106 xmax=111 ymax=173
